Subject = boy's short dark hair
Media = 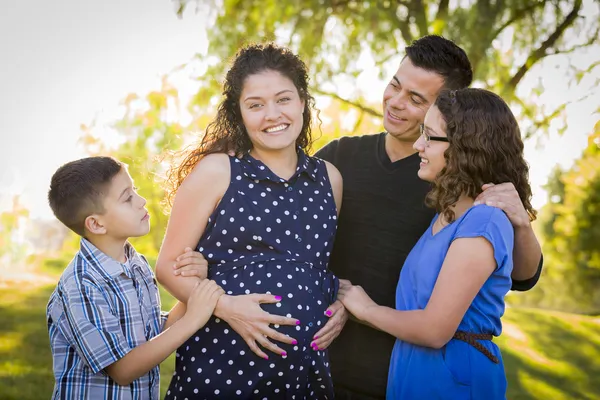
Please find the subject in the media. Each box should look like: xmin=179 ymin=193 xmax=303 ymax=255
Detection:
xmin=405 ymin=35 xmax=473 ymax=90
xmin=48 ymin=156 xmax=124 ymax=236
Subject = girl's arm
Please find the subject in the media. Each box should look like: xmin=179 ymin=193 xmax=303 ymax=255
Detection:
xmin=339 ymin=236 xmax=496 ymax=348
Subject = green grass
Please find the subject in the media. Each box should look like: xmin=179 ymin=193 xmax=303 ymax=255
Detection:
xmin=1 ymin=275 xmax=598 ymax=399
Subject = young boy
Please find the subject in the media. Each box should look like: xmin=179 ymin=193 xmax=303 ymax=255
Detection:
xmin=46 ymin=156 xmax=222 ymax=399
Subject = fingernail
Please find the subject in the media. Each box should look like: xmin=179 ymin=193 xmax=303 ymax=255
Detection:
xmin=291 ymin=340 xmax=298 ymax=345
xmin=296 ymin=320 xmax=301 ymax=325
xmin=325 ymin=310 xmax=332 ymax=316
xmin=313 ymin=335 xmax=319 ymax=340
xmin=281 ymin=351 xmax=287 ymax=356
xmin=263 ymin=355 xmax=269 ymax=360
xmin=274 ymin=295 xmax=282 ymax=301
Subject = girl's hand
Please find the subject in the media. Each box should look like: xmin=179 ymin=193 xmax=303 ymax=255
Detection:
xmin=337 ymin=279 xmax=378 ymax=321
xmin=172 ymin=247 xmax=208 ymax=279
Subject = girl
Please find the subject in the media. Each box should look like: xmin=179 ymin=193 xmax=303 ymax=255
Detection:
xmin=338 ymin=88 xmax=535 ymax=399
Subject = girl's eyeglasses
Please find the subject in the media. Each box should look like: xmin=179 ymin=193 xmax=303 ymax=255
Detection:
xmin=420 ymin=124 xmax=449 ymax=144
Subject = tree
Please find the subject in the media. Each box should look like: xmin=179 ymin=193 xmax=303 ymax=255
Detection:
xmin=0 ymin=196 xmax=30 ymax=267
xmin=511 ymin=120 xmax=600 ymax=313
xmin=176 ymin=0 xmax=599 ymax=138
xmin=80 ymin=77 xmax=189 ymax=256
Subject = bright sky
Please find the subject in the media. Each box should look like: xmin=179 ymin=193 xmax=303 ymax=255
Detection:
xmin=1 ymin=0 xmax=598 ymax=220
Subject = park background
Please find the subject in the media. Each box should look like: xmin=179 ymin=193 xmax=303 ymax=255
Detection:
xmin=1 ymin=0 xmax=599 ymax=398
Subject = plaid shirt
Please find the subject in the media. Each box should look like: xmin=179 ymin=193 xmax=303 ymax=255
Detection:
xmin=47 ymin=238 xmax=168 ymax=400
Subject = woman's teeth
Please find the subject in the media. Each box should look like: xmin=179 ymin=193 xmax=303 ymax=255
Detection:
xmin=265 ymin=124 xmax=288 ymax=133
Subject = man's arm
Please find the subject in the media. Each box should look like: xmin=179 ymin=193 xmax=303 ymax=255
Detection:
xmin=475 ymin=183 xmax=542 ymax=290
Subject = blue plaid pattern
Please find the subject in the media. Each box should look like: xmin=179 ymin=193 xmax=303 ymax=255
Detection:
xmin=47 ymin=238 xmax=168 ymax=399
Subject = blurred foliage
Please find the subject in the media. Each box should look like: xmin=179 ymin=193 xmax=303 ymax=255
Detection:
xmin=0 ymin=196 xmax=30 ymax=266
xmin=176 ymin=0 xmax=599 ymax=138
xmin=510 ymin=120 xmax=600 ymax=314
xmin=76 ymin=1 xmax=599 ymax=303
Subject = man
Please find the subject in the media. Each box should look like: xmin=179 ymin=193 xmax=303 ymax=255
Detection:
xmin=313 ymin=35 xmax=543 ymax=399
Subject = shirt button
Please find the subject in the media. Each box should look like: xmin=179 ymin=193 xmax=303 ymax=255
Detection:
xmin=295 ymin=211 xmax=300 ymax=215
xmin=297 ymin=237 xmax=302 ymax=243
xmin=308 ymin=322 xmax=314 ymax=327
xmin=304 ymin=355 xmax=310 ymax=360
xmin=287 ymin=187 xmax=293 ymax=192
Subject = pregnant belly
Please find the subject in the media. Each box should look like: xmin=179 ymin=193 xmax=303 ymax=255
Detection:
xmin=209 ymin=261 xmax=337 ymax=344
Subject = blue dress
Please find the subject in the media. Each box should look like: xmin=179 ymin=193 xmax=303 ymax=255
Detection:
xmin=387 ymin=205 xmax=513 ymax=400
xmin=166 ymin=151 xmax=338 ymax=399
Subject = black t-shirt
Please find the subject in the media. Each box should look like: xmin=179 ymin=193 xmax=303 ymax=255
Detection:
xmin=316 ymin=133 xmax=435 ymax=398
xmin=316 ymin=132 xmax=541 ymax=398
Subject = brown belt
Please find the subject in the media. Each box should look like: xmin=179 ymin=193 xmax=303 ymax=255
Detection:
xmin=452 ymin=331 xmax=499 ymax=364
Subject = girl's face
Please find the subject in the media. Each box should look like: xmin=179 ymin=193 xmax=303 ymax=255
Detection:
xmin=240 ymin=70 xmax=305 ymax=153
xmin=413 ymin=105 xmax=450 ymax=182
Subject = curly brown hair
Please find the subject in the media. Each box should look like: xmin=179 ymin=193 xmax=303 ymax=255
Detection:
xmin=426 ymin=88 xmax=537 ymax=223
xmin=166 ymin=43 xmax=317 ymax=205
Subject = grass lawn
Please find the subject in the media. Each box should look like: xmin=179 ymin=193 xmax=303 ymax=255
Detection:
xmin=1 ymin=272 xmax=598 ymax=399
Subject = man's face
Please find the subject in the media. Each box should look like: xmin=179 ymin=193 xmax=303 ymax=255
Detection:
xmin=382 ymin=58 xmax=445 ymax=143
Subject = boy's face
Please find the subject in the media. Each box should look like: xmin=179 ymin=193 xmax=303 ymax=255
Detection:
xmin=93 ymin=168 xmax=150 ymax=240
xmin=382 ymin=58 xmax=445 ymax=144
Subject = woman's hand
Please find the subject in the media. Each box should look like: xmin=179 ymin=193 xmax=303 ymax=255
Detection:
xmin=213 ymin=294 xmax=300 ymax=359
xmin=337 ymin=279 xmax=378 ymax=322
xmin=310 ymin=300 xmax=348 ymax=351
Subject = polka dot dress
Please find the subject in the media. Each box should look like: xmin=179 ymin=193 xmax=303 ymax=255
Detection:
xmin=165 ymin=150 xmax=339 ymax=399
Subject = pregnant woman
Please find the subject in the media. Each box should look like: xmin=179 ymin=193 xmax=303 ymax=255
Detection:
xmin=156 ymin=43 xmax=342 ymax=399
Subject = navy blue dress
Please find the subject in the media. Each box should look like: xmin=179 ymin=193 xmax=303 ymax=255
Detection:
xmin=166 ymin=151 xmax=339 ymax=399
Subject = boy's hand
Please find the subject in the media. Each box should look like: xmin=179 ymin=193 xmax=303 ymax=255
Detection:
xmin=184 ymin=280 xmax=224 ymax=329
xmin=172 ymin=247 xmax=208 ymax=279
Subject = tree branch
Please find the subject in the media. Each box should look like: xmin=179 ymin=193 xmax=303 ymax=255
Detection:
xmin=550 ymin=26 xmax=600 ymax=55
xmin=491 ymin=0 xmax=548 ymax=40
xmin=432 ymin=0 xmax=450 ymax=34
xmin=411 ymin=0 xmax=429 ymax=37
xmin=394 ymin=1 xmax=414 ymax=44
xmin=312 ymin=88 xmax=383 ymax=118
xmin=507 ymin=0 xmax=583 ymax=91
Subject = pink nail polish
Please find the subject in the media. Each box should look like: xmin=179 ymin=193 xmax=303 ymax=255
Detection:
xmin=296 ymin=320 xmax=301 ymax=325
xmin=291 ymin=340 xmax=298 ymax=345
xmin=263 ymin=355 xmax=269 ymax=360
xmin=274 ymin=295 xmax=282 ymax=301
xmin=313 ymin=335 xmax=319 ymax=340
xmin=325 ymin=310 xmax=332 ymax=316
xmin=281 ymin=351 xmax=287 ymax=356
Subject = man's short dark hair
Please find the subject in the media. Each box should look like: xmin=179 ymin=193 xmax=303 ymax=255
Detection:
xmin=405 ymin=35 xmax=473 ymax=90
xmin=48 ymin=156 xmax=123 ymax=236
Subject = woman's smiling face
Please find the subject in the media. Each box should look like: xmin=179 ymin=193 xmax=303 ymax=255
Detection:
xmin=240 ymin=69 xmax=305 ymax=153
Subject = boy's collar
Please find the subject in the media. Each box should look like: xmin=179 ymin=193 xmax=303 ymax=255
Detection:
xmin=79 ymin=238 xmax=142 ymax=280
